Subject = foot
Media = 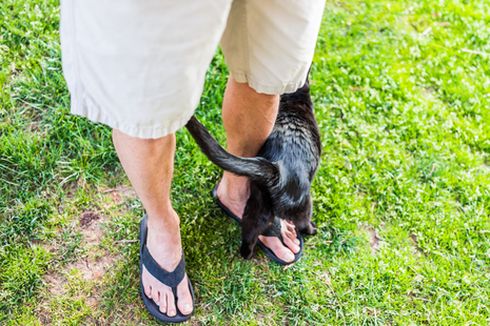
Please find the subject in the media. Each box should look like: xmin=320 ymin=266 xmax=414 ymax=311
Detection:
xmin=141 ymin=209 xmax=194 ymax=317
xmin=216 ymin=175 xmax=301 ymax=263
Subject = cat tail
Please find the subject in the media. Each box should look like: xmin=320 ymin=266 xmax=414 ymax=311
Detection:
xmin=185 ymin=116 xmax=278 ymax=183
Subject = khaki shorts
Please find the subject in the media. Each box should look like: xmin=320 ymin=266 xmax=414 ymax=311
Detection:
xmin=60 ymin=0 xmax=325 ymax=138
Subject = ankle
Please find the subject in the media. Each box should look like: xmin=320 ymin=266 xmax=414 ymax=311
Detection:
xmin=220 ymin=174 xmax=250 ymax=201
xmin=147 ymin=208 xmax=180 ymax=232
xmin=146 ymin=211 xmax=182 ymax=252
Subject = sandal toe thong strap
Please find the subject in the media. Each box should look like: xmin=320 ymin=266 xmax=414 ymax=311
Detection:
xmin=142 ymin=246 xmax=186 ymax=288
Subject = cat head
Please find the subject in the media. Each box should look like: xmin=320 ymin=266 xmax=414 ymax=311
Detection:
xmin=252 ymin=160 xmax=316 ymax=235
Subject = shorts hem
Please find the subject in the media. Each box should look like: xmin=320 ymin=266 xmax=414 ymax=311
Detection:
xmin=70 ymin=93 xmax=194 ymax=139
xmin=230 ymin=71 xmax=306 ymax=95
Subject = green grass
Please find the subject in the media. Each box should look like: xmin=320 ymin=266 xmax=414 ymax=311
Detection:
xmin=1 ymin=0 xmax=489 ymax=324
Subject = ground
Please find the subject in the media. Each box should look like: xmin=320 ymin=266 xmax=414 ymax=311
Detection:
xmin=1 ymin=0 xmax=489 ymax=325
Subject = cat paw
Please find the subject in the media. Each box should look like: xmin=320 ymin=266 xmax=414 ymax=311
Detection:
xmin=303 ymin=221 xmax=317 ymax=235
xmin=240 ymin=243 xmax=254 ymax=259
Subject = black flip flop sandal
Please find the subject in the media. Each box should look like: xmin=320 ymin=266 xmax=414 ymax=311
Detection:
xmin=212 ymin=184 xmax=304 ymax=266
xmin=139 ymin=215 xmax=195 ymax=324
xmin=257 ymin=218 xmax=304 ymax=265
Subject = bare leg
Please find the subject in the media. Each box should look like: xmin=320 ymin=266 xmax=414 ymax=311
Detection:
xmin=112 ymin=130 xmax=193 ymax=316
xmin=216 ymin=78 xmax=300 ymax=263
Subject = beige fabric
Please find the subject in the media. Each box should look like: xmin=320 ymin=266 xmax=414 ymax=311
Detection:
xmin=60 ymin=0 xmax=325 ymax=138
xmin=221 ymin=0 xmax=325 ymax=94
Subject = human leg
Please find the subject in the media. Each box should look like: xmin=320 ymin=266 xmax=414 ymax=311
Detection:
xmin=216 ymin=78 xmax=301 ymax=263
xmin=112 ymin=130 xmax=193 ymax=316
xmin=216 ymin=0 xmax=326 ymax=264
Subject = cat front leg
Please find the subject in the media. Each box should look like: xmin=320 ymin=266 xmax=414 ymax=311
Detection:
xmin=240 ymin=204 xmax=261 ymax=259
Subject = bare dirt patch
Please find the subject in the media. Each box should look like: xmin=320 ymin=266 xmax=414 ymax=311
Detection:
xmin=71 ymin=254 xmax=117 ymax=282
xmin=101 ymin=185 xmax=137 ymax=205
xmin=79 ymin=210 xmax=105 ymax=246
xmin=80 ymin=210 xmax=101 ymax=227
xmin=43 ymin=211 xmax=117 ymax=294
xmin=40 ymin=252 xmax=118 ymax=319
xmin=39 ymin=208 xmax=121 ymax=323
xmin=37 ymin=183 xmax=138 ymax=323
xmin=43 ymin=271 xmax=66 ymax=297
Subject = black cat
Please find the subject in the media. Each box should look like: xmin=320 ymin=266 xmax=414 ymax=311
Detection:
xmin=186 ymin=77 xmax=321 ymax=259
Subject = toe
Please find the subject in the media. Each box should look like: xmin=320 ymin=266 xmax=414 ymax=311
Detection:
xmin=151 ymin=288 xmax=161 ymax=307
xmin=276 ymin=245 xmax=295 ymax=263
xmin=282 ymin=234 xmax=300 ymax=254
xmin=177 ymin=275 xmax=194 ymax=315
xmin=282 ymin=221 xmax=299 ymax=245
xmin=282 ymin=229 xmax=300 ymax=249
xmin=283 ymin=233 xmax=301 ymax=248
xmin=281 ymin=221 xmax=300 ymax=245
xmin=144 ymin=284 xmax=152 ymax=299
xmin=285 ymin=221 xmax=297 ymax=235
xmin=142 ymin=268 xmax=153 ymax=299
xmin=259 ymin=235 xmax=295 ymax=263
xmin=160 ymin=288 xmax=170 ymax=314
xmin=166 ymin=290 xmax=177 ymax=317
xmin=284 ymin=230 xmax=294 ymax=240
